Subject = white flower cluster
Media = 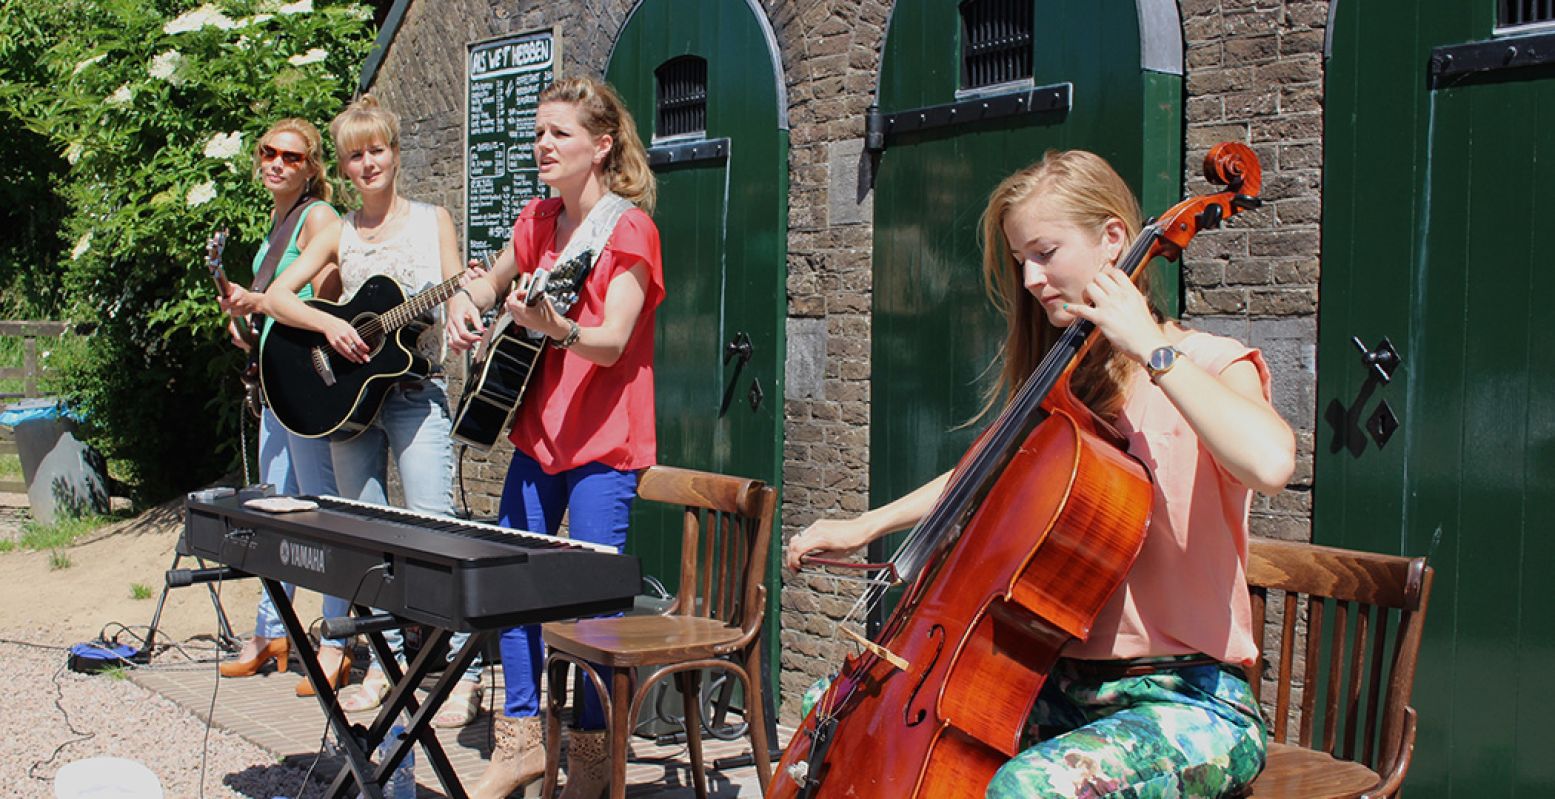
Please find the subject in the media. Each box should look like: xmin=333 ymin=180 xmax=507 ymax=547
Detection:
xmin=237 ymin=13 xmax=273 ymax=27
xmin=64 ymin=143 xmax=85 ymax=165
xmin=278 ymin=0 xmax=314 ymax=14
xmin=287 ymin=48 xmax=328 ymax=66
xmin=163 ymin=5 xmax=237 ymax=34
xmin=71 ymin=232 xmax=92 ymax=260
xmin=148 ymin=50 xmax=185 ymax=85
xmin=106 ymin=84 xmax=133 ymax=105
xmin=203 ymin=131 xmax=244 ymax=160
xmin=72 ymin=53 xmax=107 ymax=76
xmin=186 ymin=180 xmax=218 ymax=207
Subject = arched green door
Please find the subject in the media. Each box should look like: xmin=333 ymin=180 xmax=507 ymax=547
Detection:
xmin=1319 ymin=3 xmax=1555 ymax=794
xmin=868 ymin=0 xmax=1183 ymax=582
xmin=606 ymin=0 xmax=788 ymax=680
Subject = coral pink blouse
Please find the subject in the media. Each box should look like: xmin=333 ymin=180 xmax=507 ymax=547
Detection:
xmin=506 ymin=197 xmax=663 ymax=475
xmin=1064 ymin=332 xmax=1272 ymax=666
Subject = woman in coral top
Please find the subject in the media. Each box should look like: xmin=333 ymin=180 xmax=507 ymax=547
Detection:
xmin=446 ymin=76 xmax=662 ymax=799
xmin=786 ymin=150 xmax=1296 ymax=798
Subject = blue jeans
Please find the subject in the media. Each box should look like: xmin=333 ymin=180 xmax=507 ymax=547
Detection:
xmin=497 ymin=452 xmax=637 ymax=728
xmin=329 ymin=378 xmax=480 ymax=682
xmin=254 ymin=408 xmax=350 ymax=647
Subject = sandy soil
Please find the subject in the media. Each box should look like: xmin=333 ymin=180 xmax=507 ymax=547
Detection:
xmin=0 ymin=494 xmax=339 ymax=798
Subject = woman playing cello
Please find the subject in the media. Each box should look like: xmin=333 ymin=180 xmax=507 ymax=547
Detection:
xmin=785 ymin=149 xmax=1295 ymax=798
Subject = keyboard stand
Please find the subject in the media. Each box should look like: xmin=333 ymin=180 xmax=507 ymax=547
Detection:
xmin=260 ymin=576 xmax=481 ymax=799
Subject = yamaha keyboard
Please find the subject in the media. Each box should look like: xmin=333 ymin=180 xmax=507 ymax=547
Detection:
xmin=180 ymin=493 xmax=640 ymax=631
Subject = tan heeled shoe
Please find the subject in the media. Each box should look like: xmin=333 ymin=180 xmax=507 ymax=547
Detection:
xmin=471 ymin=715 xmax=544 ymax=799
xmin=557 ymin=730 xmax=609 ymax=799
xmin=219 ymin=637 xmax=289 ymax=678
xmin=295 ymin=647 xmax=354 ymax=697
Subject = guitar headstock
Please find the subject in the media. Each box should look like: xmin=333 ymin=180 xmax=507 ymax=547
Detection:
xmin=205 ymin=229 xmax=228 ymax=275
xmin=540 ymin=248 xmax=594 ymax=314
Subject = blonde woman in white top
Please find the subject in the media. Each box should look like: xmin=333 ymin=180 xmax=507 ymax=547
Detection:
xmin=264 ymin=95 xmax=484 ymax=726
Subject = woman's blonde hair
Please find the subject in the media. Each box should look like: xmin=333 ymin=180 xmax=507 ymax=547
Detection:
xmin=329 ymin=94 xmax=400 ymax=161
xmin=976 ymin=149 xmax=1151 ymax=423
xmin=539 ymin=77 xmax=657 ymax=214
xmin=253 ymin=118 xmax=333 ymax=203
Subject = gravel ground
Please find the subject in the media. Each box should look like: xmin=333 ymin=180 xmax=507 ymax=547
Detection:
xmin=1 ymin=627 xmax=341 ymax=799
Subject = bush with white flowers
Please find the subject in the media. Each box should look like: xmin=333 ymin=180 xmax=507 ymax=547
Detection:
xmin=0 ymin=0 xmax=373 ymax=502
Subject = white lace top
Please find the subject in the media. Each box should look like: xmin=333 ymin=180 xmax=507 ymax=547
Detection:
xmin=339 ymin=200 xmax=446 ymax=365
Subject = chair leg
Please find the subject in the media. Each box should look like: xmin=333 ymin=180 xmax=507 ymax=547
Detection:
xmin=543 ymin=658 xmax=567 ymax=798
xmin=677 ymin=670 xmax=709 ymax=799
xmin=742 ymin=653 xmax=773 ymax=790
xmin=609 ymin=667 xmax=633 ymax=799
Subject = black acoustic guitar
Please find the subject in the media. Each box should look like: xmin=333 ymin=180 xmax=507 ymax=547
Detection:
xmin=450 ymin=249 xmax=594 ymax=449
xmin=260 ymin=271 xmax=470 ymax=439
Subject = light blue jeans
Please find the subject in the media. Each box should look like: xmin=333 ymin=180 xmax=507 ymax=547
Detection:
xmin=329 ymin=378 xmax=481 ymax=683
xmin=254 ymin=408 xmax=350 ymax=647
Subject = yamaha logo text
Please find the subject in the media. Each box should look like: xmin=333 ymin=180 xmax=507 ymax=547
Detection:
xmin=278 ymin=539 xmax=327 ymax=574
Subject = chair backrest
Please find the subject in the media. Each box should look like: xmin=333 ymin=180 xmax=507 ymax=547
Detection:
xmin=1244 ymin=538 xmax=1433 ymax=778
xmin=636 ymin=465 xmax=778 ymax=637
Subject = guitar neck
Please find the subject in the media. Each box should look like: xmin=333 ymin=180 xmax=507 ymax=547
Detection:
xmin=377 ymin=272 xmax=466 ymax=333
xmin=209 ymin=269 xmax=256 ymax=343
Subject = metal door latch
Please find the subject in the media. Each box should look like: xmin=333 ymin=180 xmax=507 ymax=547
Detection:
xmin=1351 ymin=336 xmax=1401 ymax=383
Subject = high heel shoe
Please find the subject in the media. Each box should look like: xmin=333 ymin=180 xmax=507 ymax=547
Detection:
xmin=296 ymin=648 xmax=354 ymax=697
xmin=219 ymin=637 xmax=289 ymax=678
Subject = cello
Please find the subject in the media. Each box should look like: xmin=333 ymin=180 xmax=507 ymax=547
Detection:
xmin=768 ymin=143 xmax=1264 ymax=799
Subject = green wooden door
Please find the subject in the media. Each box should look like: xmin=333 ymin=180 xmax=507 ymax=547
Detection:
xmin=606 ymin=0 xmax=788 ymax=684
xmin=1318 ymin=3 xmax=1555 ymax=794
xmin=869 ymin=0 xmax=1182 ymax=586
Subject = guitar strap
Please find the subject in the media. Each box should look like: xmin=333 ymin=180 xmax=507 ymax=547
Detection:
xmin=549 ymin=191 xmax=635 ymax=289
xmin=250 ymin=192 xmax=320 ymax=292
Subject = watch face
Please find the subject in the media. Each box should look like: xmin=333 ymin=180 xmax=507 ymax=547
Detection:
xmin=1149 ymin=346 xmax=1176 ymax=373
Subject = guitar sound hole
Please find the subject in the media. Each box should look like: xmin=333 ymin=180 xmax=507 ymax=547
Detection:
xmin=352 ymin=313 xmax=385 ymax=357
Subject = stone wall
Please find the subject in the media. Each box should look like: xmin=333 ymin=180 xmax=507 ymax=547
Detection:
xmin=365 ymin=0 xmax=1327 ymax=723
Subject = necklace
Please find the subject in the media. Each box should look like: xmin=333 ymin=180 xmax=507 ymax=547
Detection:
xmin=356 ymin=197 xmax=405 ymax=243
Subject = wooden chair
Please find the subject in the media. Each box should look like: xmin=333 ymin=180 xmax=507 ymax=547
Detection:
xmin=541 ymin=465 xmax=777 ymax=799
xmin=1243 ymin=538 xmax=1434 ymax=799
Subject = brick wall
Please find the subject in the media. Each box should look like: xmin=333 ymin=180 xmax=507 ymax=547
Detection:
xmin=366 ymin=0 xmax=1327 ymax=724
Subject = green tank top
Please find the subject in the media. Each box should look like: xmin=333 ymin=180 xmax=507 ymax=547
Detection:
xmin=253 ymin=201 xmax=337 ymax=347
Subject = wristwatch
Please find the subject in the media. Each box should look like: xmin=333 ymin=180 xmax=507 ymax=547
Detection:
xmin=1145 ymin=345 xmax=1183 ymax=383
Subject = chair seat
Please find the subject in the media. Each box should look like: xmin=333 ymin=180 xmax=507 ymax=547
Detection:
xmin=1247 ymin=743 xmax=1382 ymax=799
xmin=543 ymin=615 xmax=744 ymax=668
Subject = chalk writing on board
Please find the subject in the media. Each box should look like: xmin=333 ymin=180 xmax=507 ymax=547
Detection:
xmin=465 ymin=29 xmax=554 ymax=263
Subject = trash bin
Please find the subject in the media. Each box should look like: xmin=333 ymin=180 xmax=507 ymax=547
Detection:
xmin=0 ymin=398 xmax=108 ymax=525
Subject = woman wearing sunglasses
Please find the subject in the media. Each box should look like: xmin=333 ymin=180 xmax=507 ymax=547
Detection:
xmin=215 ymin=118 xmax=356 ymax=695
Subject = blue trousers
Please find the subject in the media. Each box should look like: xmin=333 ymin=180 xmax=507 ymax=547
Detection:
xmin=497 ymin=452 xmax=637 ymax=729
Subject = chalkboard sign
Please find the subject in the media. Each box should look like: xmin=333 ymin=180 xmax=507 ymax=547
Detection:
xmin=464 ymin=29 xmax=556 ymax=263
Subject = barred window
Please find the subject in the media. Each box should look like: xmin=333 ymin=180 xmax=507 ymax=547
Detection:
xmin=1500 ymin=0 xmax=1555 ymax=27
xmin=655 ymin=56 xmax=708 ymax=139
xmin=961 ymin=0 xmax=1033 ymax=91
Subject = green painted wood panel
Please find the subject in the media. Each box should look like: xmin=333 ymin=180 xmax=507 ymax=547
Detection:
xmin=1319 ymin=2 xmax=1555 ymax=794
xmin=870 ymin=0 xmax=1180 ymax=561
xmin=606 ymin=0 xmax=788 ymax=698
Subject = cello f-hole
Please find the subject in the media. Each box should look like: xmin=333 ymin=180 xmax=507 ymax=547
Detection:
xmin=904 ymin=624 xmax=946 ymax=727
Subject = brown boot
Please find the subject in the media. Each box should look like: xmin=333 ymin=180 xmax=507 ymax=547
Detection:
xmin=471 ymin=715 xmax=544 ymax=799
xmin=557 ymin=730 xmax=609 ymax=799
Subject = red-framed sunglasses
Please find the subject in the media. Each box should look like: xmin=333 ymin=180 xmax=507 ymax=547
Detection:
xmin=260 ymin=145 xmax=307 ymax=166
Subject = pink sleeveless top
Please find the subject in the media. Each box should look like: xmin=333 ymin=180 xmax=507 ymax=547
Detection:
xmin=1064 ymin=332 xmax=1272 ymax=666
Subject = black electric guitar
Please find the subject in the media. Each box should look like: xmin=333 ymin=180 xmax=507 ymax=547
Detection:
xmin=260 ymin=271 xmax=473 ymax=439
xmin=203 ymin=230 xmax=265 ymax=419
xmin=450 ymin=249 xmax=594 ymax=449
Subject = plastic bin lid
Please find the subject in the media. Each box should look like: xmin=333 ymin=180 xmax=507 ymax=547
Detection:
xmin=53 ymin=756 xmax=164 ymax=798
xmin=0 ymin=398 xmax=75 ymax=428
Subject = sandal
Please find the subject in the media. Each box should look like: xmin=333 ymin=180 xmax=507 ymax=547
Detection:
xmin=431 ymin=681 xmax=482 ymax=729
xmin=338 ymin=667 xmax=391 ymax=713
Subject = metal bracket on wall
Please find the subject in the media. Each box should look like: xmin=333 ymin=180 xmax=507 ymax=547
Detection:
xmin=647 ymin=137 xmax=730 ymax=168
xmin=1428 ymin=31 xmax=1555 ymax=87
xmin=864 ymin=82 xmax=1073 ymax=154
